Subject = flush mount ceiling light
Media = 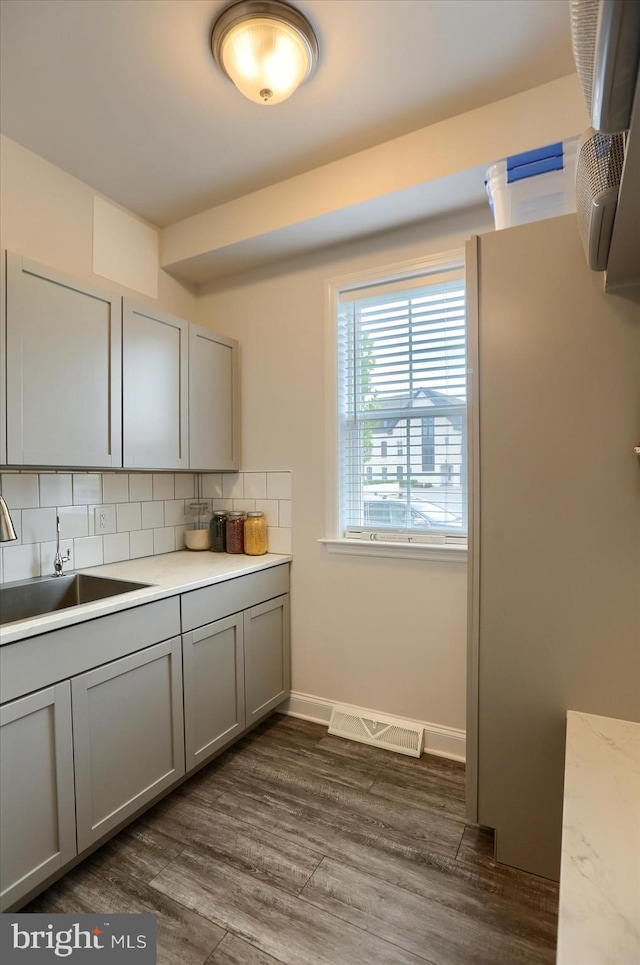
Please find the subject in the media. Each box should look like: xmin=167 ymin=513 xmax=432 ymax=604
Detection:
xmin=211 ymin=0 xmax=319 ymax=106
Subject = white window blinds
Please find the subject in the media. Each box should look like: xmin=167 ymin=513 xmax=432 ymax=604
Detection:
xmin=337 ymin=259 xmax=467 ymax=545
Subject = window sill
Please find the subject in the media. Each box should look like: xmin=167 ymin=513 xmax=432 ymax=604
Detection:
xmin=319 ymin=538 xmax=467 ymax=563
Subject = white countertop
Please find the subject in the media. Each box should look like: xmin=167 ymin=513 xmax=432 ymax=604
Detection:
xmin=0 ymin=551 xmax=291 ymax=645
xmin=557 ymin=711 xmax=640 ymax=965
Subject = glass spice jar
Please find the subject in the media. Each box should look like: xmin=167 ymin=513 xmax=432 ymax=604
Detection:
xmin=225 ymin=511 xmax=245 ymax=554
xmin=210 ymin=511 xmax=227 ymax=553
xmin=244 ymin=511 xmax=267 ymax=556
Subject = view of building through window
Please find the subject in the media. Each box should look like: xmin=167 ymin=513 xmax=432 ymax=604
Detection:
xmin=338 ymin=261 xmax=467 ymax=540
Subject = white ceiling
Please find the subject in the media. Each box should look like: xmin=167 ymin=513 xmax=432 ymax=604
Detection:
xmin=0 ymin=0 xmax=576 ymax=228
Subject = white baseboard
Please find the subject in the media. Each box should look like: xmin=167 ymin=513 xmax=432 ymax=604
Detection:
xmin=278 ymin=691 xmax=466 ymax=763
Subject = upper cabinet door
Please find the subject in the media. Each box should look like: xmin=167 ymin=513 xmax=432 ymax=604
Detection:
xmin=5 ymin=253 xmax=122 ymax=467
xmin=189 ymin=323 xmax=239 ymax=471
xmin=123 ymin=300 xmax=189 ymax=470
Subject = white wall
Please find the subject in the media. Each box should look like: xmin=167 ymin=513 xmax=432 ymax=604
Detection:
xmin=0 ymin=135 xmax=198 ymax=321
xmin=162 ymin=74 xmax=587 ymax=281
xmin=1 ymin=133 xmax=493 ymax=743
xmin=197 ymin=206 xmax=494 ymax=735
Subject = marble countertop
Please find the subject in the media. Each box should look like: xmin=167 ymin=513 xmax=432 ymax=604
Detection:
xmin=557 ymin=711 xmax=640 ymax=965
xmin=0 ymin=551 xmax=291 ymax=645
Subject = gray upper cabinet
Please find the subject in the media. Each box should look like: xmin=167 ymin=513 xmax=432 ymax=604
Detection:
xmin=5 ymin=253 xmax=122 ymax=467
xmin=2 ymin=253 xmax=239 ymax=471
xmin=189 ymin=323 xmax=239 ymax=471
xmin=123 ymin=300 xmax=189 ymax=470
xmin=72 ymin=637 xmax=185 ymax=852
xmin=0 ymin=682 xmax=76 ymax=911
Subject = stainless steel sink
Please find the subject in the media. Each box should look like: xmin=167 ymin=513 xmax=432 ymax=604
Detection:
xmin=0 ymin=574 xmax=152 ymax=627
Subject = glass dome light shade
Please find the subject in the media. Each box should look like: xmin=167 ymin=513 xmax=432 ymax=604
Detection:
xmin=212 ymin=1 xmax=318 ymax=106
xmin=221 ymin=18 xmax=310 ymax=104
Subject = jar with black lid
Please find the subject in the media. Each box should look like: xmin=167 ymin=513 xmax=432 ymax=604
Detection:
xmin=210 ymin=511 xmax=227 ymax=552
xmin=226 ymin=511 xmax=245 ymax=554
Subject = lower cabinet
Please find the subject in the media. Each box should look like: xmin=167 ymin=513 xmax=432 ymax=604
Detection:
xmin=0 ymin=563 xmax=290 ymax=910
xmin=182 ymin=594 xmax=290 ymax=771
xmin=72 ymin=638 xmax=185 ymax=852
xmin=0 ymin=683 xmax=76 ymax=910
xmin=183 ymin=614 xmax=245 ymax=770
xmin=244 ymin=595 xmax=291 ymax=726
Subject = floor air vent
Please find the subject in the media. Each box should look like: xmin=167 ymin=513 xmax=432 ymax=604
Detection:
xmin=328 ymin=706 xmax=424 ymax=758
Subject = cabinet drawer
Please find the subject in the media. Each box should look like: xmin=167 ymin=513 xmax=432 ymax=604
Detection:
xmin=0 ymin=597 xmax=180 ymax=703
xmin=181 ymin=564 xmax=289 ymax=632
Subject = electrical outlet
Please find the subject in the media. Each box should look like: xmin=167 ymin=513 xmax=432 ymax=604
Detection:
xmin=94 ymin=505 xmax=116 ymax=534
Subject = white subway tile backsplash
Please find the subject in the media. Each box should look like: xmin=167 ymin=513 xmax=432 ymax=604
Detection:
xmin=174 ymin=474 xmax=195 ymax=499
xmin=153 ymin=474 xmax=174 ymax=501
xmin=103 ymin=532 xmax=130 ymax=564
xmin=164 ymin=499 xmax=186 ymax=527
xmin=243 ymin=473 xmax=267 ymax=499
xmin=73 ymin=474 xmax=102 ymax=506
xmin=211 ymin=498 xmax=233 ymax=512
xmin=21 ymin=507 xmax=57 ymax=544
xmin=267 ymin=527 xmax=292 ymax=554
xmin=73 ymin=536 xmax=104 ymax=569
xmin=266 ymin=472 xmax=291 ymax=500
xmin=278 ymin=500 xmax=292 ymax=528
xmin=57 ymin=506 xmax=89 ymax=539
xmin=39 ymin=473 xmax=72 ymax=507
xmin=2 ymin=542 xmax=40 ymax=581
xmin=202 ymin=473 xmax=223 ymax=498
xmin=222 ymin=473 xmax=243 ymax=498
xmin=130 ymin=529 xmax=154 ymax=559
xmin=103 ymin=473 xmax=129 ymax=504
xmin=153 ymin=527 xmax=175 ymax=555
xmin=1 ymin=468 xmax=293 ymax=584
xmin=1 ymin=472 xmax=39 ymax=509
xmin=128 ymin=473 xmax=153 ymax=502
xmin=233 ymin=499 xmax=256 ymax=513
xmin=40 ymin=538 xmax=74 ymax=577
xmin=117 ymin=502 xmax=142 ymax=532
xmin=255 ymin=499 xmax=279 ymax=527
xmin=142 ymin=501 xmax=164 ymax=529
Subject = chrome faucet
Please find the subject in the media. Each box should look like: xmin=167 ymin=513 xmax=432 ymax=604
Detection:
xmin=53 ymin=515 xmax=71 ymax=576
xmin=0 ymin=494 xmax=17 ymax=542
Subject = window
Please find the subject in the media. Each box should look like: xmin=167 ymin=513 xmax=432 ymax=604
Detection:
xmin=336 ymin=255 xmax=467 ymax=549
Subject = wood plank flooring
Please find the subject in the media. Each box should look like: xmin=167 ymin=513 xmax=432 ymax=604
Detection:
xmin=25 ymin=714 xmax=559 ymax=965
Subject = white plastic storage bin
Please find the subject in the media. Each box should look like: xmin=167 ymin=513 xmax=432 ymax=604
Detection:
xmin=486 ymin=137 xmax=579 ymax=230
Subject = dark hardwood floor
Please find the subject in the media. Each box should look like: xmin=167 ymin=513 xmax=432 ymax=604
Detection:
xmin=25 ymin=715 xmax=559 ymax=965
